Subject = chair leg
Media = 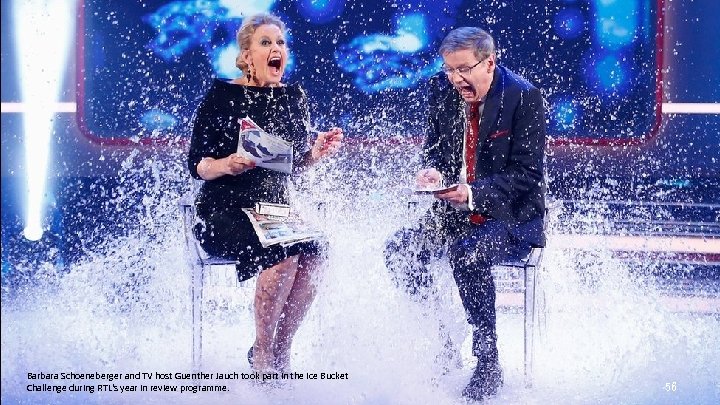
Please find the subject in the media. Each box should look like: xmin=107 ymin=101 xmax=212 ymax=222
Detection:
xmin=523 ymin=262 xmax=536 ymax=388
xmin=192 ymin=261 xmax=204 ymax=371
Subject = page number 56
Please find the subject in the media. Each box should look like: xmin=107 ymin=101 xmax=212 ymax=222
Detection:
xmin=664 ymin=382 xmax=677 ymax=392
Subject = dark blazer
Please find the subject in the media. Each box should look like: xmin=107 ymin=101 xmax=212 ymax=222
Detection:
xmin=422 ymin=66 xmax=546 ymax=247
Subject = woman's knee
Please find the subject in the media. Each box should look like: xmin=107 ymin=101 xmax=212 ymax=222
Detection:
xmin=265 ymin=256 xmax=299 ymax=279
xmin=297 ymin=252 xmax=323 ymax=275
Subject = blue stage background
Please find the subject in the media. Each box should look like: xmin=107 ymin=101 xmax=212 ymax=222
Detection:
xmin=76 ymin=0 xmax=661 ymax=143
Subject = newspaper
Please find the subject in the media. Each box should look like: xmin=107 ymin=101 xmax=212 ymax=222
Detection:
xmin=237 ymin=117 xmax=293 ymax=174
xmin=242 ymin=208 xmax=324 ymax=248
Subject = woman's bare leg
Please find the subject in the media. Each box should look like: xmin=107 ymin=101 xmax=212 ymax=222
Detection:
xmin=273 ymin=253 xmax=323 ymax=370
xmin=252 ymin=255 xmax=299 ymax=371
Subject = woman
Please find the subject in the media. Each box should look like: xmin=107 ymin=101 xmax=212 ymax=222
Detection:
xmin=187 ymin=13 xmax=343 ymax=373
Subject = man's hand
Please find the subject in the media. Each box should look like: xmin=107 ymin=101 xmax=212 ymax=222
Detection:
xmin=416 ymin=168 xmax=443 ymax=188
xmin=434 ymin=183 xmax=469 ymax=205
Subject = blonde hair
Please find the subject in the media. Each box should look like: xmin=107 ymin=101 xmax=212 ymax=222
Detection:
xmin=235 ymin=13 xmax=286 ymax=75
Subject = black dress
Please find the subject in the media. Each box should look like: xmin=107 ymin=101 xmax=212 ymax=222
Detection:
xmin=188 ymin=79 xmax=323 ymax=281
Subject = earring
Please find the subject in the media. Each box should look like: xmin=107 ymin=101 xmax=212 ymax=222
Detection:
xmin=248 ymin=66 xmax=256 ymax=84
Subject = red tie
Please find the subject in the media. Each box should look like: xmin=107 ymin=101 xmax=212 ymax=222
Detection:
xmin=466 ymin=102 xmax=486 ymax=225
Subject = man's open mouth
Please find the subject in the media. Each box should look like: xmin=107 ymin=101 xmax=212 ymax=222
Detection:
xmin=459 ymin=84 xmax=476 ymax=98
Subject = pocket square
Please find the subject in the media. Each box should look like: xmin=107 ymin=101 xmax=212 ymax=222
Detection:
xmin=488 ymin=129 xmax=510 ymax=139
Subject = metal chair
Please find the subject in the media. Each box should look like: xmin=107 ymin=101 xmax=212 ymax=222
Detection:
xmin=492 ymin=246 xmax=544 ymax=387
xmin=180 ymin=199 xmax=237 ymax=371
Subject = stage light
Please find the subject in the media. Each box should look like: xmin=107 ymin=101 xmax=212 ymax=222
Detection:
xmin=551 ymin=98 xmax=580 ymax=132
xmin=297 ymin=0 xmax=345 ymax=24
xmin=14 ymin=0 xmax=75 ymax=241
xmin=219 ymin=0 xmax=275 ymax=18
xmin=592 ymin=0 xmax=637 ymax=50
xmin=394 ymin=13 xmax=428 ymax=53
xmin=554 ymin=8 xmax=585 ymax=40
xmin=210 ymin=44 xmax=241 ymax=79
xmin=593 ymin=53 xmax=627 ymax=92
xmin=140 ymin=109 xmax=178 ymax=132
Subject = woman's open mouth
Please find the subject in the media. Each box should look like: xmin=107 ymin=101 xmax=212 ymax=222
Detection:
xmin=268 ymin=56 xmax=282 ymax=74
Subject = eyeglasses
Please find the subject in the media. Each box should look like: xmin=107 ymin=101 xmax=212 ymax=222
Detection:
xmin=441 ymin=58 xmax=486 ymax=76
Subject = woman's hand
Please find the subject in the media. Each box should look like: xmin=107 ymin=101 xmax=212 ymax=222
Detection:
xmin=223 ymin=153 xmax=256 ymax=175
xmin=310 ymin=127 xmax=344 ymax=161
xmin=197 ymin=154 xmax=255 ymax=180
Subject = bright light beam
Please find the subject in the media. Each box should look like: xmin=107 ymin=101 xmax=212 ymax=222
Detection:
xmin=14 ymin=0 xmax=76 ymax=241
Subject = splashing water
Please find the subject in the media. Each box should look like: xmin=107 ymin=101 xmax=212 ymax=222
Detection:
xmin=1 ymin=144 xmax=719 ymax=405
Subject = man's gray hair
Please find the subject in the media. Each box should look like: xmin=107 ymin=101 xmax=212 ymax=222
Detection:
xmin=439 ymin=27 xmax=496 ymax=61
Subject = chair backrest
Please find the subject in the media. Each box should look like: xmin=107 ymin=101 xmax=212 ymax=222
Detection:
xmin=180 ymin=199 xmax=208 ymax=262
xmin=179 ymin=193 xmax=239 ymax=267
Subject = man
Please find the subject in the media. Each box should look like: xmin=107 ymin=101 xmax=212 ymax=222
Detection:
xmin=384 ymin=27 xmax=546 ymax=401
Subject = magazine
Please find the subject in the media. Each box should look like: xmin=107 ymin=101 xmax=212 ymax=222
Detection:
xmin=242 ymin=208 xmax=324 ymax=248
xmin=237 ymin=117 xmax=293 ymax=174
xmin=255 ymin=202 xmax=291 ymax=217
